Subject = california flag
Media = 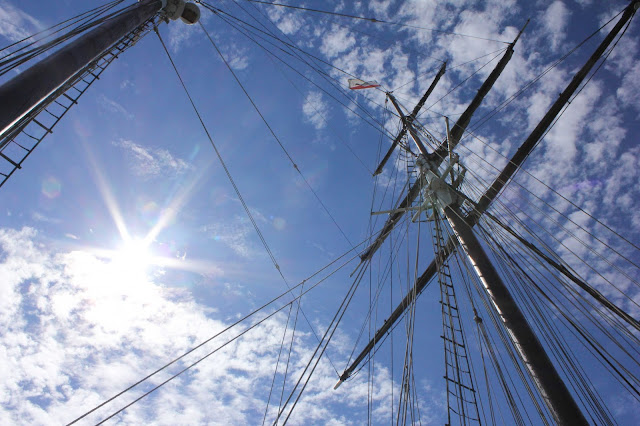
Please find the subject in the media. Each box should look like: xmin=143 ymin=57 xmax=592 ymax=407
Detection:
xmin=348 ymin=78 xmax=380 ymax=90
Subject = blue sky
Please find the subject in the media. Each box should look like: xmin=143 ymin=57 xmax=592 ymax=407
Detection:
xmin=1 ymin=0 xmax=640 ymax=424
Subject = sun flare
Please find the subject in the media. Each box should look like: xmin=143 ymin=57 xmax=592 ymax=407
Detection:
xmin=111 ymin=238 xmax=153 ymax=278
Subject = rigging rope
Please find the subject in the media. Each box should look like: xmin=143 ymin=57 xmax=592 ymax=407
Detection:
xmin=69 ymin=227 xmax=375 ymax=425
xmin=198 ymin=20 xmax=355 ymax=247
xmin=241 ymin=0 xmax=511 ymax=44
xmin=156 ymin=21 xmax=348 ymax=378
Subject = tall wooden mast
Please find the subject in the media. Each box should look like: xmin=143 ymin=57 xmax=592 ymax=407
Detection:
xmin=338 ymin=2 xmax=640 ymax=424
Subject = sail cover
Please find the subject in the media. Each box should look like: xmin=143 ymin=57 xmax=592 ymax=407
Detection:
xmin=348 ymin=78 xmax=380 ymax=90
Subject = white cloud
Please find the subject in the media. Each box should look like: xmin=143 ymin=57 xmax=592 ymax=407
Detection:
xmin=202 ymin=215 xmax=256 ymax=258
xmin=267 ymin=4 xmax=304 ymax=35
xmin=302 ymin=91 xmax=330 ymax=130
xmin=113 ymin=139 xmax=193 ymax=180
xmin=320 ymin=25 xmax=356 ymax=59
xmin=167 ymin=19 xmax=200 ymax=52
xmin=31 ymin=212 xmax=60 ymax=224
xmin=223 ymin=43 xmax=250 ymax=71
xmin=0 ymin=1 xmax=41 ymax=43
xmin=97 ymin=94 xmax=134 ymax=120
xmin=543 ymin=1 xmax=570 ymax=52
xmin=616 ymin=59 xmax=640 ymax=115
xmin=0 ymin=227 xmax=405 ymax=424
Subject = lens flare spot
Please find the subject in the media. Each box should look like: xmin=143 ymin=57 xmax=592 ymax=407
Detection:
xmin=42 ymin=177 xmax=61 ymax=199
xmin=272 ymin=217 xmax=286 ymax=231
xmin=142 ymin=201 xmax=159 ymax=214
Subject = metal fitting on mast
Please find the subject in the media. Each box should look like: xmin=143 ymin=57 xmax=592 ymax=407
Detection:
xmin=161 ymin=0 xmax=201 ymax=24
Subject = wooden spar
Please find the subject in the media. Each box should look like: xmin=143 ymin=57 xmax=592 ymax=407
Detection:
xmin=358 ymin=22 xmax=526 ymax=264
xmin=0 ymin=0 xmax=163 ymax=142
xmin=442 ymin=206 xmax=588 ymax=425
xmin=339 ymin=4 xmax=640 ymax=420
xmin=387 ymin=93 xmax=430 ymax=156
xmin=474 ymin=1 xmax=640 ymax=217
xmin=373 ymin=62 xmax=446 ymax=176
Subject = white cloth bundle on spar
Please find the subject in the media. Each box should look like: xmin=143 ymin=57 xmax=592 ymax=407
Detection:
xmin=348 ymin=78 xmax=380 ymax=90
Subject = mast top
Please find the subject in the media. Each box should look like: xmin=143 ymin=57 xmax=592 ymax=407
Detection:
xmin=161 ymin=0 xmax=201 ymax=24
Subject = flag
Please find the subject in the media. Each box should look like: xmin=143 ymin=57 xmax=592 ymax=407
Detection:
xmin=348 ymin=78 xmax=380 ymax=90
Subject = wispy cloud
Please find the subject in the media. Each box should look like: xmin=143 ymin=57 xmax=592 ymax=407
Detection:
xmin=0 ymin=1 xmax=41 ymax=43
xmin=302 ymin=91 xmax=329 ymax=130
xmin=113 ymin=139 xmax=193 ymax=180
xmin=0 ymin=227 xmax=404 ymax=424
xmin=97 ymin=94 xmax=134 ymax=120
xmin=542 ymin=1 xmax=570 ymax=52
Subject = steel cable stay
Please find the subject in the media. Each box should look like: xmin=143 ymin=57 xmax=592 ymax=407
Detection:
xmin=262 ymin=302 xmax=294 ymax=426
xmin=401 ymin=8 xmax=640 ymax=261
xmin=367 ymin=107 xmax=390 ymax=426
xmin=430 ymin=209 xmax=482 ymax=425
xmin=206 ymin=11 xmax=398 ymax=146
xmin=397 ymin=213 xmax=422 ymax=425
xmin=198 ymin=19 xmax=355 ymax=248
xmin=466 ymin=276 xmax=537 ymax=425
xmin=204 ymin=0 xmax=519 ymax=154
xmin=0 ymin=1 xmax=138 ymax=76
xmin=228 ymin=0 xmax=383 ymax=176
xmin=275 ymin=256 xmax=374 ymax=425
xmin=457 ymin=153 xmax=640 ymax=306
xmin=156 ymin=25 xmax=353 ymax=379
xmin=482 ymin=200 xmax=640 ymax=352
xmin=406 ymin=125 xmax=640 ymax=342
xmin=477 ymin=219 xmax=640 ymax=394
xmin=448 ymin=151 xmax=640 ymax=317
xmin=416 ymin=129 xmax=640 ymax=306
xmin=472 ymin=177 xmax=640 ymax=345
xmin=428 ymin=119 xmax=640 ymax=259
xmin=213 ymin=0 xmax=545 ymax=197
xmin=209 ymin=0 xmax=394 ymax=94
xmin=478 ymin=227 xmax=620 ymax=424
xmin=67 ymin=229 xmax=375 ymax=425
xmin=445 ymin=239 xmax=539 ymax=425
xmin=412 ymin=114 xmax=640 ymax=279
xmin=478 ymin=228 xmax=609 ymax=422
xmin=480 ymin=216 xmax=638 ymax=386
xmin=461 ymin=133 xmax=640 ymax=272
xmin=211 ymin=0 xmax=395 ymax=106
xmin=346 ymin=212 xmax=412 ymax=375
xmin=259 ymin=43 xmax=375 ymax=174
xmin=392 ymin=46 xmax=508 ymax=96
xmin=0 ymin=0 xmax=126 ymax=62
xmin=201 ymin=3 xmax=396 ymax=137
xmin=330 ymin=151 xmax=416 ymax=386
xmin=443 ymin=200 xmax=554 ymax=424
xmin=241 ymin=0 xmax=512 ymax=44
xmin=448 ymin=238 xmax=501 ymax=426
xmin=277 ymin=284 xmax=302 ymax=414
xmin=445 ymin=221 xmax=520 ymax=422
xmin=451 ymin=164 xmax=640 ymax=355
xmin=410 ymin=4 xmax=629 ymax=155
xmin=321 ymin=19 xmax=447 ymax=70
xmin=452 ymin=6 xmax=629 ymax=145
xmin=486 ymin=228 xmax=626 ymax=425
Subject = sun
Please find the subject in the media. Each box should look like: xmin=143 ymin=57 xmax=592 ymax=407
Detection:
xmin=111 ymin=238 xmax=153 ymax=279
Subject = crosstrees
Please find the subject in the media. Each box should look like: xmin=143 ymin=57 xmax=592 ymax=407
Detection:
xmin=359 ymin=25 xmax=524 ymax=264
xmin=340 ymin=2 xmax=640 ymax=395
xmin=374 ymin=62 xmax=447 ymax=175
